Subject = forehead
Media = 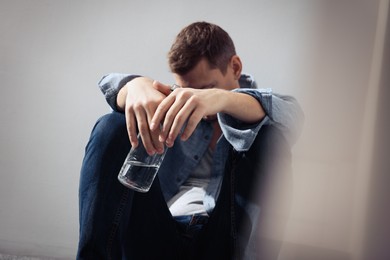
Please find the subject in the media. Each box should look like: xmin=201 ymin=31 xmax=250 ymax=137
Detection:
xmin=174 ymin=59 xmax=222 ymax=88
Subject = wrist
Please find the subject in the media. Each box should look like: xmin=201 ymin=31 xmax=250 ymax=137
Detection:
xmin=127 ymin=76 xmax=153 ymax=88
xmin=117 ymin=77 xmax=154 ymax=110
xmin=116 ymin=85 xmax=127 ymax=111
xmin=219 ymin=89 xmax=235 ymax=114
xmin=220 ymin=91 xmax=265 ymax=123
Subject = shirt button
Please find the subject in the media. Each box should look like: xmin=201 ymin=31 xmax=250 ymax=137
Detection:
xmin=194 ymin=155 xmax=199 ymax=160
xmin=204 ymin=135 xmax=209 ymax=140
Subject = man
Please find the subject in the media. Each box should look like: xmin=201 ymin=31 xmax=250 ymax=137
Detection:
xmin=77 ymin=21 xmax=303 ymax=259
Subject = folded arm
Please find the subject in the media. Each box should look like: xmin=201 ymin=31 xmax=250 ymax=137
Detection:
xmin=98 ymin=73 xmax=304 ymax=152
xmin=218 ymin=88 xmax=304 ymax=151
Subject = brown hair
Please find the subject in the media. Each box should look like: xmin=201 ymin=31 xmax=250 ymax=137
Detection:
xmin=168 ymin=21 xmax=236 ymax=75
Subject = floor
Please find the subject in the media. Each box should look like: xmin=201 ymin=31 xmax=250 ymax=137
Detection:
xmin=0 ymin=254 xmax=52 ymax=260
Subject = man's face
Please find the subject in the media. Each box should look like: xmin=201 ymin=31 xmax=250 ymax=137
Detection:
xmin=173 ymin=58 xmax=239 ymax=91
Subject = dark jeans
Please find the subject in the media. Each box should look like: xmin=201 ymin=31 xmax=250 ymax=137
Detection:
xmin=77 ymin=112 xmax=292 ymax=260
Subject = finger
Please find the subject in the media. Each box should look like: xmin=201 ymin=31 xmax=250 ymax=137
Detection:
xmin=153 ymin=80 xmax=171 ymax=96
xmin=144 ymin=103 xmax=164 ymax=154
xmin=150 ymin=127 xmax=165 ymax=154
xmin=150 ymin=95 xmax=172 ymax=131
xmin=165 ymin=101 xmax=195 ymax=147
xmin=125 ymin=107 xmax=138 ymax=148
xmin=160 ymin=96 xmax=187 ymax=144
xmin=180 ymin=110 xmax=204 ymax=141
xmin=133 ymin=104 xmax=155 ymax=155
xmin=151 ymin=95 xmax=176 ymax=138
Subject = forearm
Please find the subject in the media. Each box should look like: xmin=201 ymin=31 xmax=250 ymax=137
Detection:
xmin=219 ymin=88 xmax=304 ymax=149
xmin=221 ymin=90 xmax=265 ymax=124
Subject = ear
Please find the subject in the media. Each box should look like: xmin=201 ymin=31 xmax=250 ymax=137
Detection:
xmin=230 ymin=55 xmax=242 ymax=80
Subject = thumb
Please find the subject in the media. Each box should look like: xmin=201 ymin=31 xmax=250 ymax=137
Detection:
xmin=153 ymin=80 xmax=171 ymax=96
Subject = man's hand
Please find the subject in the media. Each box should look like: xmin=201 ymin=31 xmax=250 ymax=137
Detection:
xmin=117 ymin=77 xmax=171 ymax=154
xmin=150 ymin=88 xmax=228 ymax=147
xmin=150 ymin=87 xmax=266 ymax=147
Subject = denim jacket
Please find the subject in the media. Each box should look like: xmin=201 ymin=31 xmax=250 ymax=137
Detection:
xmin=98 ymin=73 xmax=304 ymax=214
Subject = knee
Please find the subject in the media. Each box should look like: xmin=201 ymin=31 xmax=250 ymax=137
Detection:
xmin=93 ymin=112 xmax=126 ymax=136
xmin=86 ymin=112 xmax=129 ymax=155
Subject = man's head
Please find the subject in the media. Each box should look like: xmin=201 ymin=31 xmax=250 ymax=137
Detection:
xmin=168 ymin=21 xmax=242 ymax=91
xmin=168 ymin=21 xmax=236 ymax=75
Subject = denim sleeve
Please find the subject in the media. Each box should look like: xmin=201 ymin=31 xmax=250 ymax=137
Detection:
xmin=98 ymin=73 xmax=141 ymax=111
xmin=218 ymin=88 xmax=304 ymax=151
